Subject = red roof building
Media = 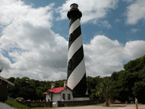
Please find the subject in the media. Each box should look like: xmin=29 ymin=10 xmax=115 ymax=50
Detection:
xmin=44 ymin=87 xmax=67 ymax=94
xmin=44 ymin=82 xmax=90 ymax=103
xmin=44 ymin=83 xmax=73 ymax=103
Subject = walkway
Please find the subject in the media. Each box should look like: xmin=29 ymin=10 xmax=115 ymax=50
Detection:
xmin=55 ymin=104 xmax=145 ymax=109
xmin=0 ymin=102 xmax=17 ymax=109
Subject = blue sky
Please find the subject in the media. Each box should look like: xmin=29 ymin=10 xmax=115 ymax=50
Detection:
xmin=0 ymin=0 xmax=145 ymax=81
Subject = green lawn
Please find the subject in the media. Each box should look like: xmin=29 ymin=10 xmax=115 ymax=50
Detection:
xmin=31 ymin=107 xmax=56 ymax=109
xmin=5 ymin=100 xmax=56 ymax=109
xmin=5 ymin=100 xmax=31 ymax=109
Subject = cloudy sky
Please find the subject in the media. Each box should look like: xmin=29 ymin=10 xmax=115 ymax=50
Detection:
xmin=0 ymin=0 xmax=145 ymax=81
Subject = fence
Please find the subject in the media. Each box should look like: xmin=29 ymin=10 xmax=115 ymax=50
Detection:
xmin=17 ymin=101 xmax=53 ymax=107
xmin=57 ymin=99 xmax=105 ymax=107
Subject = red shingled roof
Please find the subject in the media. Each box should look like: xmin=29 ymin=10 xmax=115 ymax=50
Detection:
xmin=44 ymin=87 xmax=67 ymax=94
xmin=44 ymin=92 xmax=48 ymax=94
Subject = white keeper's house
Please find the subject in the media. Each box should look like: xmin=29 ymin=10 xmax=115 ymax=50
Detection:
xmin=44 ymin=81 xmax=73 ymax=103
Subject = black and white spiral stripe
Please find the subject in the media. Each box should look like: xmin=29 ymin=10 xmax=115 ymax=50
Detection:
xmin=67 ymin=16 xmax=87 ymax=96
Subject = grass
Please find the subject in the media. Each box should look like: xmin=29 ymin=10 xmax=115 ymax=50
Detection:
xmin=31 ymin=107 xmax=55 ymax=109
xmin=5 ymin=100 xmax=31 ymax=109
xmin=5 ymin=100 xmax=55 ymax=109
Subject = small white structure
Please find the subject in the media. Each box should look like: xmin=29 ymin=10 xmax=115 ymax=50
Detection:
xmin=44 ymin=82 xmax=73 ymax=104
xmin=44 ymin=81 xmax=90 ymax=104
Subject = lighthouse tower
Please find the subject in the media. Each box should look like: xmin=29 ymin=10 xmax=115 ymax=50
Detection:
xmin=67 ymin=3 xmax=89 ymax=100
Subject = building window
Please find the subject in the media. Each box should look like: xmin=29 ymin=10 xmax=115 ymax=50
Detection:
xmin=68 ymin=94 xmax=71 ymax=100
xmin=62 ymin=94 xmax=65 ymax=100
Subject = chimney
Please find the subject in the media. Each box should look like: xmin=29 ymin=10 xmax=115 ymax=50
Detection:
xmin=51 ymin=83 xmax=55 ymax=89
xmin=64 ymin=81 xmax=67 ymax=87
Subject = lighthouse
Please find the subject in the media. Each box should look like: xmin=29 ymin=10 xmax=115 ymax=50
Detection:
xmin=67 ymin=3 xmax=89 ymax=99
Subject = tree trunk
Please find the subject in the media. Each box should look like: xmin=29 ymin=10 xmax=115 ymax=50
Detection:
xmin=105 ymin=92 xmax=109 ymax=106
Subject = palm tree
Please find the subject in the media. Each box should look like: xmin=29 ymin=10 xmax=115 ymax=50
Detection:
xmin=95 ymin=77 xmax=114 ymax=106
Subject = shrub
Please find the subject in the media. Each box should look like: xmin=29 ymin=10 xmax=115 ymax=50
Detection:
xmin=16 ymin=97 xmax=24 ymax=101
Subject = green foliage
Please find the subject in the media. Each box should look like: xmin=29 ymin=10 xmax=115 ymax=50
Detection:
xmin=132 ymin=81 xmax=145 ymax=103
xmin=90 ymin=89 xmax=99 ymax=99
xmin=7 ymin=77 xmax=67 ymax=101
xmin=124 ymin=55 xmax=145 ymax=72
xmin=16 ymin=97 xmax=24 ymax=101
xmin=111 ymin=72 xmax=118 ymax=81
xmin=7 ymin=77 xmax=15 ymax=83
xmin=55 ymin=80 xmax=64 ymax=87
xmin=110 ymin=55 xmax=145 ymax=103
xmin=5 ymin=100 xmax=31 ymax=109
xmin=95 ymin=77 xmax=114 ymax=106
xmin=86 ymin=76 xmax=102 ymax=99
xmin=132 ymin=81 xmax=145 ymax=96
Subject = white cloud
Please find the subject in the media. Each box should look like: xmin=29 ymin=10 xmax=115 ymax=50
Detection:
xmin=114 ymin=19 xmax=121 ymax=23
xmin=0 ymin=0 xmax=145 ymax=81
xmin=57 ymin=0 xmax=119 ymax=23
xmin=0 ymin=0 xmax=68 ymax=80
xmin=101 ymin=21 xmax=112 ymax=28
xmin=84 ymin=35 xmax=125 ymax=77
xmin=130 ymin=28 xmax=141 ymax=33
xmin=92 ymin=20 xmax=112 ymax=29
xmin=125 ymin=0 xmax=145 ymax=25
xmin=124 ymin=40 xmax=145 ymax=59
xmin=0 ymin=0 xmax=54 ymax=27
xmin=0 ymin=53 xmax=11 ymax=71
xmin=84 ymin=35 xmax=145 ymax=77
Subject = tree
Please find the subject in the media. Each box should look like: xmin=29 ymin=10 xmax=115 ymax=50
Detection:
xmin=36 ymin=88 xmax=44 ymax=100
xmin=7 ymin=77 xmax=15 ymax=83
xmin=86 ymin=76 xmax=102 ymax=99
xmin=132 ymin=80 xmax=145 ymax=103
xmin=95 ymin=77 xmax=114 ymax=106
